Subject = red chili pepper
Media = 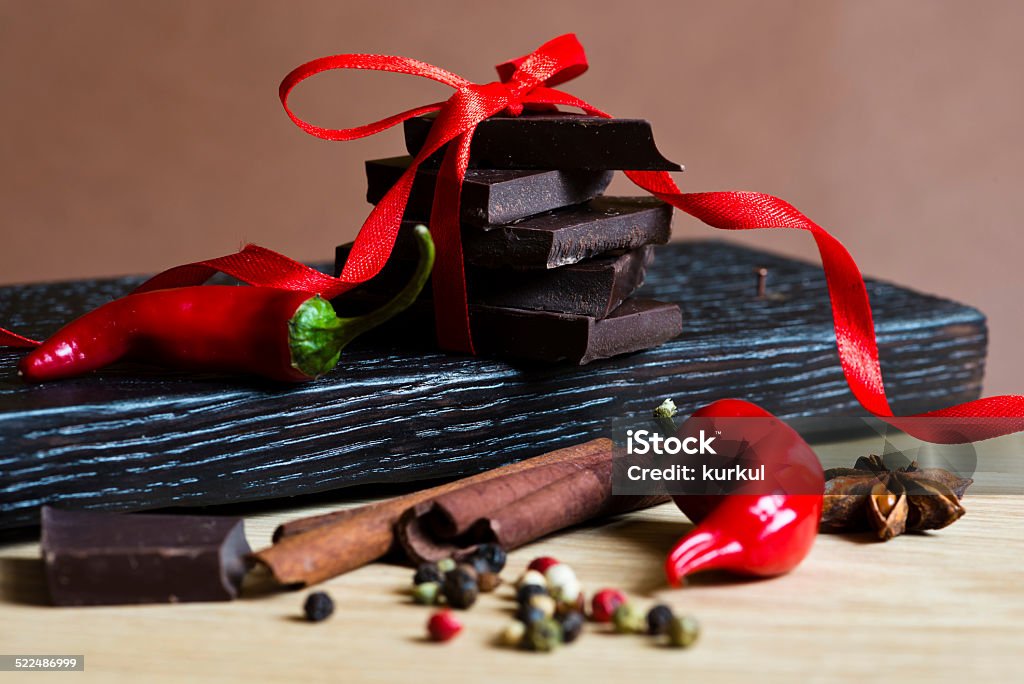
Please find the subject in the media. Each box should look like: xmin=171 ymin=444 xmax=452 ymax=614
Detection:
xmin=665 ymin=399 xmax=824 ymax=585
xmin=19 ymin=226 xmax=435 ymax=383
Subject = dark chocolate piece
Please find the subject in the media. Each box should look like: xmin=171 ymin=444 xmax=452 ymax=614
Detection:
xmin=335 ymin=244 xmax=653 ymax=318
xmin=41 ymin=506 xmax=250 ymax=606
xmin=366 ymin=156 xmax=613 ymax=227
xmin=470 ymin=298 xmax=682 ymax=364
xmin=358 ymin=197 xmax=671 ymax=271
xmin=404 ymin=113 xmax=683 ymax=171
xmin=342 ymin=295 xmax=683 ymax=365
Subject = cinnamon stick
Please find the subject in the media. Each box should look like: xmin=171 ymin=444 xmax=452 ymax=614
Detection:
xmin=255 ymin=439 xmax=663 ymax=586
xmin=396 ymin=449 xmax=662 ymax=563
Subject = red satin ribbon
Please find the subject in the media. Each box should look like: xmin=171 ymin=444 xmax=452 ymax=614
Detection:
xmin=3 ymin=34 xmax=1023 ymax=444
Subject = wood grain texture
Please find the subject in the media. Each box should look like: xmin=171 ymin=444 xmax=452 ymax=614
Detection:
xmin=1 ymin=469 xmax=1021 ymax=683
xmin=0 ymin=241 xmax=987 ymax=529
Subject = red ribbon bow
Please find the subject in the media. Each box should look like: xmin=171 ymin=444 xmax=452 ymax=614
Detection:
xmin=3 ymin=34 xmax=1024 ymax=443
xmin=277 ymin=34 xmax=607 ymax=352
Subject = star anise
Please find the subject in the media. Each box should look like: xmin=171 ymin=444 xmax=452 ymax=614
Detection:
xmin=821 ymin=454 xmax=973 ymax=541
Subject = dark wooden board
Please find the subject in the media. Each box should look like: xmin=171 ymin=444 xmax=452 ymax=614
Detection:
xmin=0 ymin=241 xmax=987 ymax=529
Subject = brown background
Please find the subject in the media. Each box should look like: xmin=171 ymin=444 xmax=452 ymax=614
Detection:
xmin=1 ymin=0 xmax=1021 ymax=394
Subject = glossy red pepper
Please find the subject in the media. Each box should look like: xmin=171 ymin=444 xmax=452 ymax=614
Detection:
xmin=665 ymin=399 xmax=824 ymax=585
xmin=19 ymin=226 xmax=434 ymax=383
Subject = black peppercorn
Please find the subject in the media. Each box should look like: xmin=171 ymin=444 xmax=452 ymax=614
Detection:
xmin=453 ymin=563 xmax=479 ymax=583
xmin=516 ymin=583 xmax=548 ymax=605
xmin=515 ymin=603 xmax=546 ymax=625
xmin=303 ymin=591 xmax=334 ymax=622
xmin=465 ymin=555 xmax=492 ymax=577
xmin=443 ymin=567 xmax=479 ymax=609
xmin=413 ymin=562 xmax=443 ymax=586
xmin=471 ymin=543 xmax=507 ymax=573
xmin=646 ymin=604 xmax=675 ymax=635
xmin=558 ymin=610 xmax=585 ymax=644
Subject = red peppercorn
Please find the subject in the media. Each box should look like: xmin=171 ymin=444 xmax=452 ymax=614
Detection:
xmin=527 ymin=556 xmax=560 ymax=574
xmin=427 ymin=610 xmax=463 ymax=642
xmin=590 ymin=588 xmax=627 ymax=623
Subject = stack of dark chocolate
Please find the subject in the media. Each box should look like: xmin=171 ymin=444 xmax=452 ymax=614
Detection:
xmin=335 ymin=113 xmax=683 ymax=364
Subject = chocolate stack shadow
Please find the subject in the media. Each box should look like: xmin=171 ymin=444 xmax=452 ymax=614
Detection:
xmin=334 ymin=112 xmax=684 ymax=364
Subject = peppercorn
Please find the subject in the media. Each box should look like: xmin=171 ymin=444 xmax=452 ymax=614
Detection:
xmin=515 ymin=603 xmax=546 ymax=625
xmin=516 ymin=583 xmax=548 ymax=605
xmin=517 ymin=569 xmax=547 ymax=590
xmin=556 ymin=591 xmax=587 ymax=618
xmin=478 ymin=571 xmax=502 ymax=593
xmin=558 ymin=610 xmax=585 ymax=644
xmin=500 ymin=620 xmax=526 ymax=647
xmin=427 ymin=610 xmax=462 ymax=642
xmin=465 ymin=555 xmax=491 ymax=577
xmin=454 ymin=562 xmax=478 ymax=581
xmin=471 ymin=543 xmax=507 ymax=573
xmin=443 ymin=567 xmax=479 ymax=609
xmin=612 ymin=603 xmax=646 ymax=634
xmin=411 ymin=581 xmax=441 ymax=605
xmin=302 ymin=591 xmax=334 ymax=622
xmin=413 ymin=562 xmax=443 ymax=586
xmin=590 ymin=588 xmax=627 ymax=623
xmin=667 ymin=615 xmax=700 ymax=648
xmin=551 ymin=576 xmax=581 ymax=604
xmin=653 ymin=398 xmax=678 ymax=419
xmin=437 ymin=557 xmax=457 ymax=574
xmin=544 ymin=563 xmax=580 ymax=603
xmin=646 ymin=604 xmax=675 ymax=635
xmin=523 ymin=617 xmax=563 ymax=652
xmin=528 ymin=556 xmax=560 ymax=574
xmin=528 ymin=594 xmax=557 ymax=618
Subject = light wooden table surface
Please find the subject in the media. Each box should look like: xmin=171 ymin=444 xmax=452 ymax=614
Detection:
xmin=1 ymin=484 xmax=1022 ymax=683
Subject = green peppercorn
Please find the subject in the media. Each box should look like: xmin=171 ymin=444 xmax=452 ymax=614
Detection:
xmin=558 ymin=610 xmax=585 ymax=644
xmin=443 ymin=567 xmax=479 ymax=609
xmin=413 ymin=562 xmax=443 ymax=586
xmin=471 ymin=542 xmax=507 ymax=573
xmin=437 ymin=557 xmax=457 ymax=574
xmin=653 ymin=398 xmax=678 ymax=418
xmin=412 ymin=581 xmax=441 ymax=605
xmin=302 ymin=591 xmax=334 ymax=622
xmin=516 ymin=583 xmax=548 ymax=605
xmin=523 ymin=617 xmax=563 ymax=652
xmin=612 ymin=602 xmax=646 ymax=634
xmin=667 ymin=614 xmax=700 ymax=648
xmin=646 ymin=604 xmax=675 ymax=635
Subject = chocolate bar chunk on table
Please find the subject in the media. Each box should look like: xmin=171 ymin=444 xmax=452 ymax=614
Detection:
xmin=41 ymin=506 xmax=251 ymax=606
xmin=366 ymin=156 xmax=613 ymax=226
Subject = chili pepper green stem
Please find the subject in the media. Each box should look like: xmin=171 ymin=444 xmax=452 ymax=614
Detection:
xmin=288 ymin=225 xmax=435 ymax=378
